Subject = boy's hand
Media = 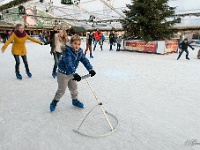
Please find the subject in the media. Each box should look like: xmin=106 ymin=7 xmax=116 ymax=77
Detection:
xmin=73 ymin=73 xmax=81 ymax=81
xmin=89 ymin=70 xmax=96 ymax=77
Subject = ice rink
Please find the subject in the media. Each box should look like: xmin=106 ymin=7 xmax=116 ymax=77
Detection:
xmin=0 ymin=41 xmax=200 ymax=150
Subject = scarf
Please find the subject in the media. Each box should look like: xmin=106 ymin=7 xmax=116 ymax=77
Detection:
xmin=14 ymin=30 xmax=26 ymax=38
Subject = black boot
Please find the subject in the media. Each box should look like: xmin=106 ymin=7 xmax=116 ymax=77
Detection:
xmin=90 ymin=53 xmax=94 ymax=58
xmin=52 ymin=66 xmax=57 ymax=78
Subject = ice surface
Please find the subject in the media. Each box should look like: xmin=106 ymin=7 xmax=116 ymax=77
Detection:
xmin=0 ymin=41 xmax=200 ymax=150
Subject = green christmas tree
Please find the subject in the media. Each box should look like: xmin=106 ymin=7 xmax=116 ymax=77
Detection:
xmin=121 ymin=0 xmax=180 ymax=41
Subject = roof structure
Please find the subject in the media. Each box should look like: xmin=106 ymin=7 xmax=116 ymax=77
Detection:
xmin=0 ymin=0 xmax=200 ymax=30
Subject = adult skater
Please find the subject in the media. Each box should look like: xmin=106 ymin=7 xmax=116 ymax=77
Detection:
xmin=101 ymin=33 xmax=105 ymax=45
xmin=84 ymin=31 xmax=94 ymax=58
xmin=93 ymin=28 xmax=103 ymax=51
xmin=45 ymin=29 xmax=68 ymax=78
xmin=50 ymin=25 xmax=59 ymax=42
xmin=1 ymin=24 xmax=43 ymax=79
xmin=50 ymin=34 xmax=96 ymax=112
xmin=109 ymin=31 xmax=115 ymax=51
xmin=48 ymin=25 xmax=59 ymax=54
xmin=177 ymin=38 xmax=194 ymax=60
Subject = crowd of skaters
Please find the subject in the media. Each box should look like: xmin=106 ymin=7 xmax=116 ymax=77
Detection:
xmin=1 ymin=24 xmax=198 ymax=112
xmin=0 ymin=24 xmax=96 ymax=111
xmin=0 ymin=25 xmax=123 ymax=80
xmin=0 ymin=25 xmax=123 ymax=79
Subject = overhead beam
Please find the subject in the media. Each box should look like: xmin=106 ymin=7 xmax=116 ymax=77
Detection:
xmin=74 ymin=3 xmax=115 ymax=28
xmin=40 ymin=1 xmax=74 ymax=26
xmin=99 ymin=0 xmax=126 ymax=19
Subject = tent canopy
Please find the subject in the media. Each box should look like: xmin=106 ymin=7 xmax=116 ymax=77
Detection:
xmin=0 ymin=0 xmax=200 ymax=30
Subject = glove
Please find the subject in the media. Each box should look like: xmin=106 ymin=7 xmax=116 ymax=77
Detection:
xmin=192 ymin=48 xmax=194 ymax=50
xmin=89 ymin=70 xmax=96 ymax=77
xmin=73 ymin=73 xmax=81 ymax=82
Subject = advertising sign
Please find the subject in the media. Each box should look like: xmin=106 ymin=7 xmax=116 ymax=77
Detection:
xmin=165 ymin=41 xmax=178 ymax=53
xmin=124 ymin=40 xmax=157 ymax=52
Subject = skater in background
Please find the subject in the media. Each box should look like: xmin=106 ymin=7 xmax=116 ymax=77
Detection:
xmin=177 ymin=38 xmax=194 ymax=60
xmin=101 ymin=33 xmax=105 ymax=45
xmin=197 ymin=49 xmax=200 ymax=59
xmin=1 ymin=30 xmax=8 ymax=43
xmin=50 ymin=25 xmax=59 ymax=40
xmin=116 ymin=36 xmax=122 ymax=51
xmin=45 ymin=29 xmax=68 ymax=78
xmin=109 ymin=31 xmax=115 ymax=51
xmin=84 ymin=31 xmax=94 ymax=58
xmin=48 ymin=25 xmax=59 ymax=54
xmin=1 ymin=24 xmax=43 ymax=80
xmin=92 ymin=32 xmax=95 ymax=44
xmin=93 ymin=28 xmax=103 ymax=51
xmin=50 ymin=34 xmax=96 ymax=112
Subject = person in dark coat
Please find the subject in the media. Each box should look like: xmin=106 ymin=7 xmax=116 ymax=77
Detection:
xmin=177 ymin=38 xmax=194 ymax=60
xmin=84 ymin=31 xmax=94 ymax=58
xmin=1 ymin=30 xmax=8 ymax=43
xmin=49 ymin=25 xmax=59 ymax=48
xmin=109 ymin=31 xmax=115 ymax=51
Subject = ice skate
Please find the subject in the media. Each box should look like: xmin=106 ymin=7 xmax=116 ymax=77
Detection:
xmin=72 ymin=99 xmax=84 ymax=108
xmin=50 ymin=99 xmax=58 ymax=112
xmin=16 ymin=73 xmax=22 ymax=80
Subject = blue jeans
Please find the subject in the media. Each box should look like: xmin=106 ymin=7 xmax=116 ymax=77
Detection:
xmin=177 ymin=49 xmax=189 ymax=59
xmin=93 ymin=39 xmax=102 ymax=50
xmin=117 ymin=43 xmax=121 ymax=51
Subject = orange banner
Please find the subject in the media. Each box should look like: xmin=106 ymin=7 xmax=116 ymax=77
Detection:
xmin=124 ymin=40 xmax=157 ymax=52
xmin=165 ymin=41 xmax=178 ymax=53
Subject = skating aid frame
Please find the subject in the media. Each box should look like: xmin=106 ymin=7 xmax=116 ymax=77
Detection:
xmin=73 ymin=74 xmax=119 ymax=138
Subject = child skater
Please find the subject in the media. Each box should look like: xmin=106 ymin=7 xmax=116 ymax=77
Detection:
xmin=84 ymin=31 xmax=94 ymax=58
xmin=177 ymin=38 xmax=194 ymax=60
xmin=50 ymin=34 xmax=96 ymax=112
xmin=116 ymin=36 xmax=122 ymax=51
xmin=1 ymin=24 xmax=43 ymax=79
xmin=45 ymin=29 xmax=68 ymax=78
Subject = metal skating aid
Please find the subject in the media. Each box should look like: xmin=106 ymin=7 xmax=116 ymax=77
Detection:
xmin=73 ymin=74 xmax=119 ymax=138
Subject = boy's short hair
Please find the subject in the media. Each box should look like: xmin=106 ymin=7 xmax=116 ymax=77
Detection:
xmin=184 ymin=38 xmax=188 ymax=41
xmin=70 ymin=34 xmax=81 ymax=44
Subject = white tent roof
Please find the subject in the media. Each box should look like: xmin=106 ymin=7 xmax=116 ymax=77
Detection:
xmin=1 ymin=0 xmax=200 ymax=29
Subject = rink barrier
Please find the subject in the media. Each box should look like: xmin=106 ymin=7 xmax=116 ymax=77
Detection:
xmin=122 ymin=40 xmax=178 ymax=54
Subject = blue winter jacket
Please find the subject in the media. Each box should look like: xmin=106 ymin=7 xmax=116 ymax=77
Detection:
xmin=58 ymin=45 xmax=93 ymax=75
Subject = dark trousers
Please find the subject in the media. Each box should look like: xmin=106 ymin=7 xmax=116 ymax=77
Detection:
xmin=13 ymin=55 xmax=30 ymax=74
xmin=177 ymin=49 xmax=189 ymax=59
xmin=110 ymin=42 xmax=114 ymax=50
xmin=117 ymin=43 xmax=121 ymax=51
xmin=53 ymin=52 xmax=62 ymax=73
xmin=3 ymin=37 xmax=7 ymax=43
